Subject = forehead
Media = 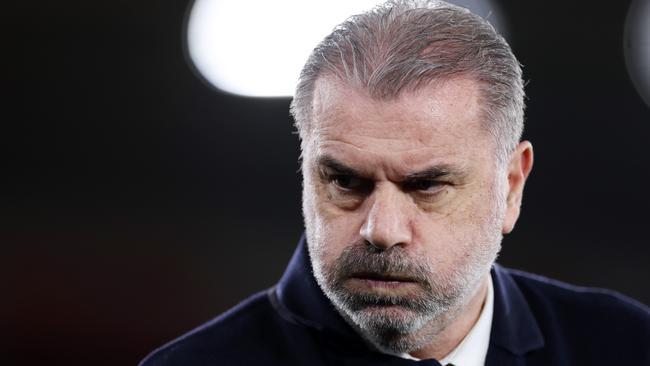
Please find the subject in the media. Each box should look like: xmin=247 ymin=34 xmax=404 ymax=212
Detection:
xmin=307 ymin=76 xmax=492 ymax=173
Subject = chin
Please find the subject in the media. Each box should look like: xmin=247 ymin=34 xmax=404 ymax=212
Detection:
xmin=351 ymin=307 xmax=440 ymax=354
xmin=354 ymin=305 xmax=431 ymax=332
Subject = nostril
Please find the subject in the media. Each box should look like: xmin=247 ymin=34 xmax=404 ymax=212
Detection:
xmin=364 ymin=240 xmax=386 ymax=253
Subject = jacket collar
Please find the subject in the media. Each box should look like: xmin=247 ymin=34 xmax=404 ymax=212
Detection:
xmin=273 ymin=234 xmax=362 ymax=341
xmin=489 ymin=264 xmax=545 ymax=355
xmin=273 ymin=235 xmax=545 ymax=356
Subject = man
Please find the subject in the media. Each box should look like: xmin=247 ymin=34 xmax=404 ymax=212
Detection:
xmin=141 ymin=1 xmax=650 ymax=365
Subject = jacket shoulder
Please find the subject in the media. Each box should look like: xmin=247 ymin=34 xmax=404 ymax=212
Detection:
xmin=506 ymin=267 xmax=649 ymax=317
xmin=504 ymin=267 xmax=650 ymax=360
xmin=139 ymin=289 xmax=281 ymax=366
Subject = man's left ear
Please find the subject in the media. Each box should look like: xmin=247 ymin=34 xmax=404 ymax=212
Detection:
xmin=502 ymin=141 xmax=534 ymax=234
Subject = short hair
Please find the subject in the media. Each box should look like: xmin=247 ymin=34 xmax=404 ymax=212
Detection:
xmin=290 ymin=0 xmax=525 ymax=162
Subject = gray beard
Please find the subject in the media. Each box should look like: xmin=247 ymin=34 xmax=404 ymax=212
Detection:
xmin=312 ymin=242 xmax=485 ymax=354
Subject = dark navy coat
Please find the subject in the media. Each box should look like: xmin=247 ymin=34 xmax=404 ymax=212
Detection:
xmin=140 ymin=236 xmax=650 ymax=365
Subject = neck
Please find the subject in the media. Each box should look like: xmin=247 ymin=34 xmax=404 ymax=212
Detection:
xmin=409 ymin=273 xmax=490 ymax=360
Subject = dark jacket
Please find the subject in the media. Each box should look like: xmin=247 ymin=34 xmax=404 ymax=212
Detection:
xmin=140 ymin=236 xmax=650 ymax=365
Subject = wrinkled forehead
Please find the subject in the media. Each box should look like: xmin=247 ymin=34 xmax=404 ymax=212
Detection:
xmin=306 ymin=75 xmax=491 ymax=157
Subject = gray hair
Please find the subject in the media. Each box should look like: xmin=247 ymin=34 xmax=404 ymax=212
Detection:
xmin=290 ymin=0 xmax=525 ymax=162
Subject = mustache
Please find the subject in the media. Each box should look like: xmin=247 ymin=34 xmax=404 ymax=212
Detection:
xmin=330 ymin=242 xmax=432 ymax=286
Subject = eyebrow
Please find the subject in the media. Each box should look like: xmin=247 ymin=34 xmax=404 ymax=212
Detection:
xmin=316 ymin=155 xmax=467 ymax=181
xmin=317 ymin=155 xmax=363 ymax=177
xmin=404 ymin=166 xmax=463 ymax=181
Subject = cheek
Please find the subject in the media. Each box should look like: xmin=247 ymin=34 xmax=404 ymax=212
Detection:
xmin=412 ymin=216 xmax=465 ymax=267
xmin=302 ymin=173 xmax=363 ymax=263
xmin=316 ymin=211 xmax=363 ymax=259
xmin=414 ymin=187 xmax=503 ymax=265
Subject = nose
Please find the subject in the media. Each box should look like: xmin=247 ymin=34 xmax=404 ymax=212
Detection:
xmin=359 ymin=184 xmax=413 ymax=251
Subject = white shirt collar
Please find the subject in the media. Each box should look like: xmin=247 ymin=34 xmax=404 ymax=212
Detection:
xmin=398 ymin=276 xmax=494 ymax=366
xmin=439 ymin=276 xmax=493 ymax=366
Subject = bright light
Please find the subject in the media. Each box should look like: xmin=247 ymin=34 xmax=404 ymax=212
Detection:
xmin=186 ymin=0 xmax=379 ymax=97
xmin=185 ymin=0 xmax=507 ymax=98
xmin=624 ymin=0 xmax=650 ymax=108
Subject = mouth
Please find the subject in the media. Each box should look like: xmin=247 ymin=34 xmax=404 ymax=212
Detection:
xmin=347 ymin=272 xmax=419 ymax=289
xmin=352 ymin=272 xmax=416 ymax=282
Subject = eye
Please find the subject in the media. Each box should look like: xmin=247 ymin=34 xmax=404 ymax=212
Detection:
xmin=404 ymin=179 xmax=445 ymax=193
xmin=331 ymin=175 xmax=369 ymax=191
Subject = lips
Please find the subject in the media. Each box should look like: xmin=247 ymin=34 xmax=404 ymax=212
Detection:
xmin=350 ymin=272 xmax=418 ymax=283
xmin=346 ymin=273 xmax=419 ymax=292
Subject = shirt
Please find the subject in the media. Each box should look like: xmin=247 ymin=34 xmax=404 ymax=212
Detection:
xmin=398 ymin=276 xmax=494 ymax=366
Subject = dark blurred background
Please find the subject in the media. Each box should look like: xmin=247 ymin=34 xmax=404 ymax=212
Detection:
xmin=3 ymin=0 xmax=649 ymax=365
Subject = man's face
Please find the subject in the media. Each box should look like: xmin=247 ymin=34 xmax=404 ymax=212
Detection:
xmin=301 ymin=76 xmax=511 ymax=353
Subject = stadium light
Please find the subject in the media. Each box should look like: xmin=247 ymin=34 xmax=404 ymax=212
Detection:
xmin=624 ymin=0 xmax=650 ymax=108
xmin=185 ymin=0 xmax=507 ymax=98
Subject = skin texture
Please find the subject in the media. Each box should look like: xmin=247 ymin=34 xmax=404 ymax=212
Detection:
xmin=301 ymin=75 xmax=533 ymax=360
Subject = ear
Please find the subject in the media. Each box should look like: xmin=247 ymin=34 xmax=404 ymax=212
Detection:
xmin=502 ymin=141 xmax=534 ymax=234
